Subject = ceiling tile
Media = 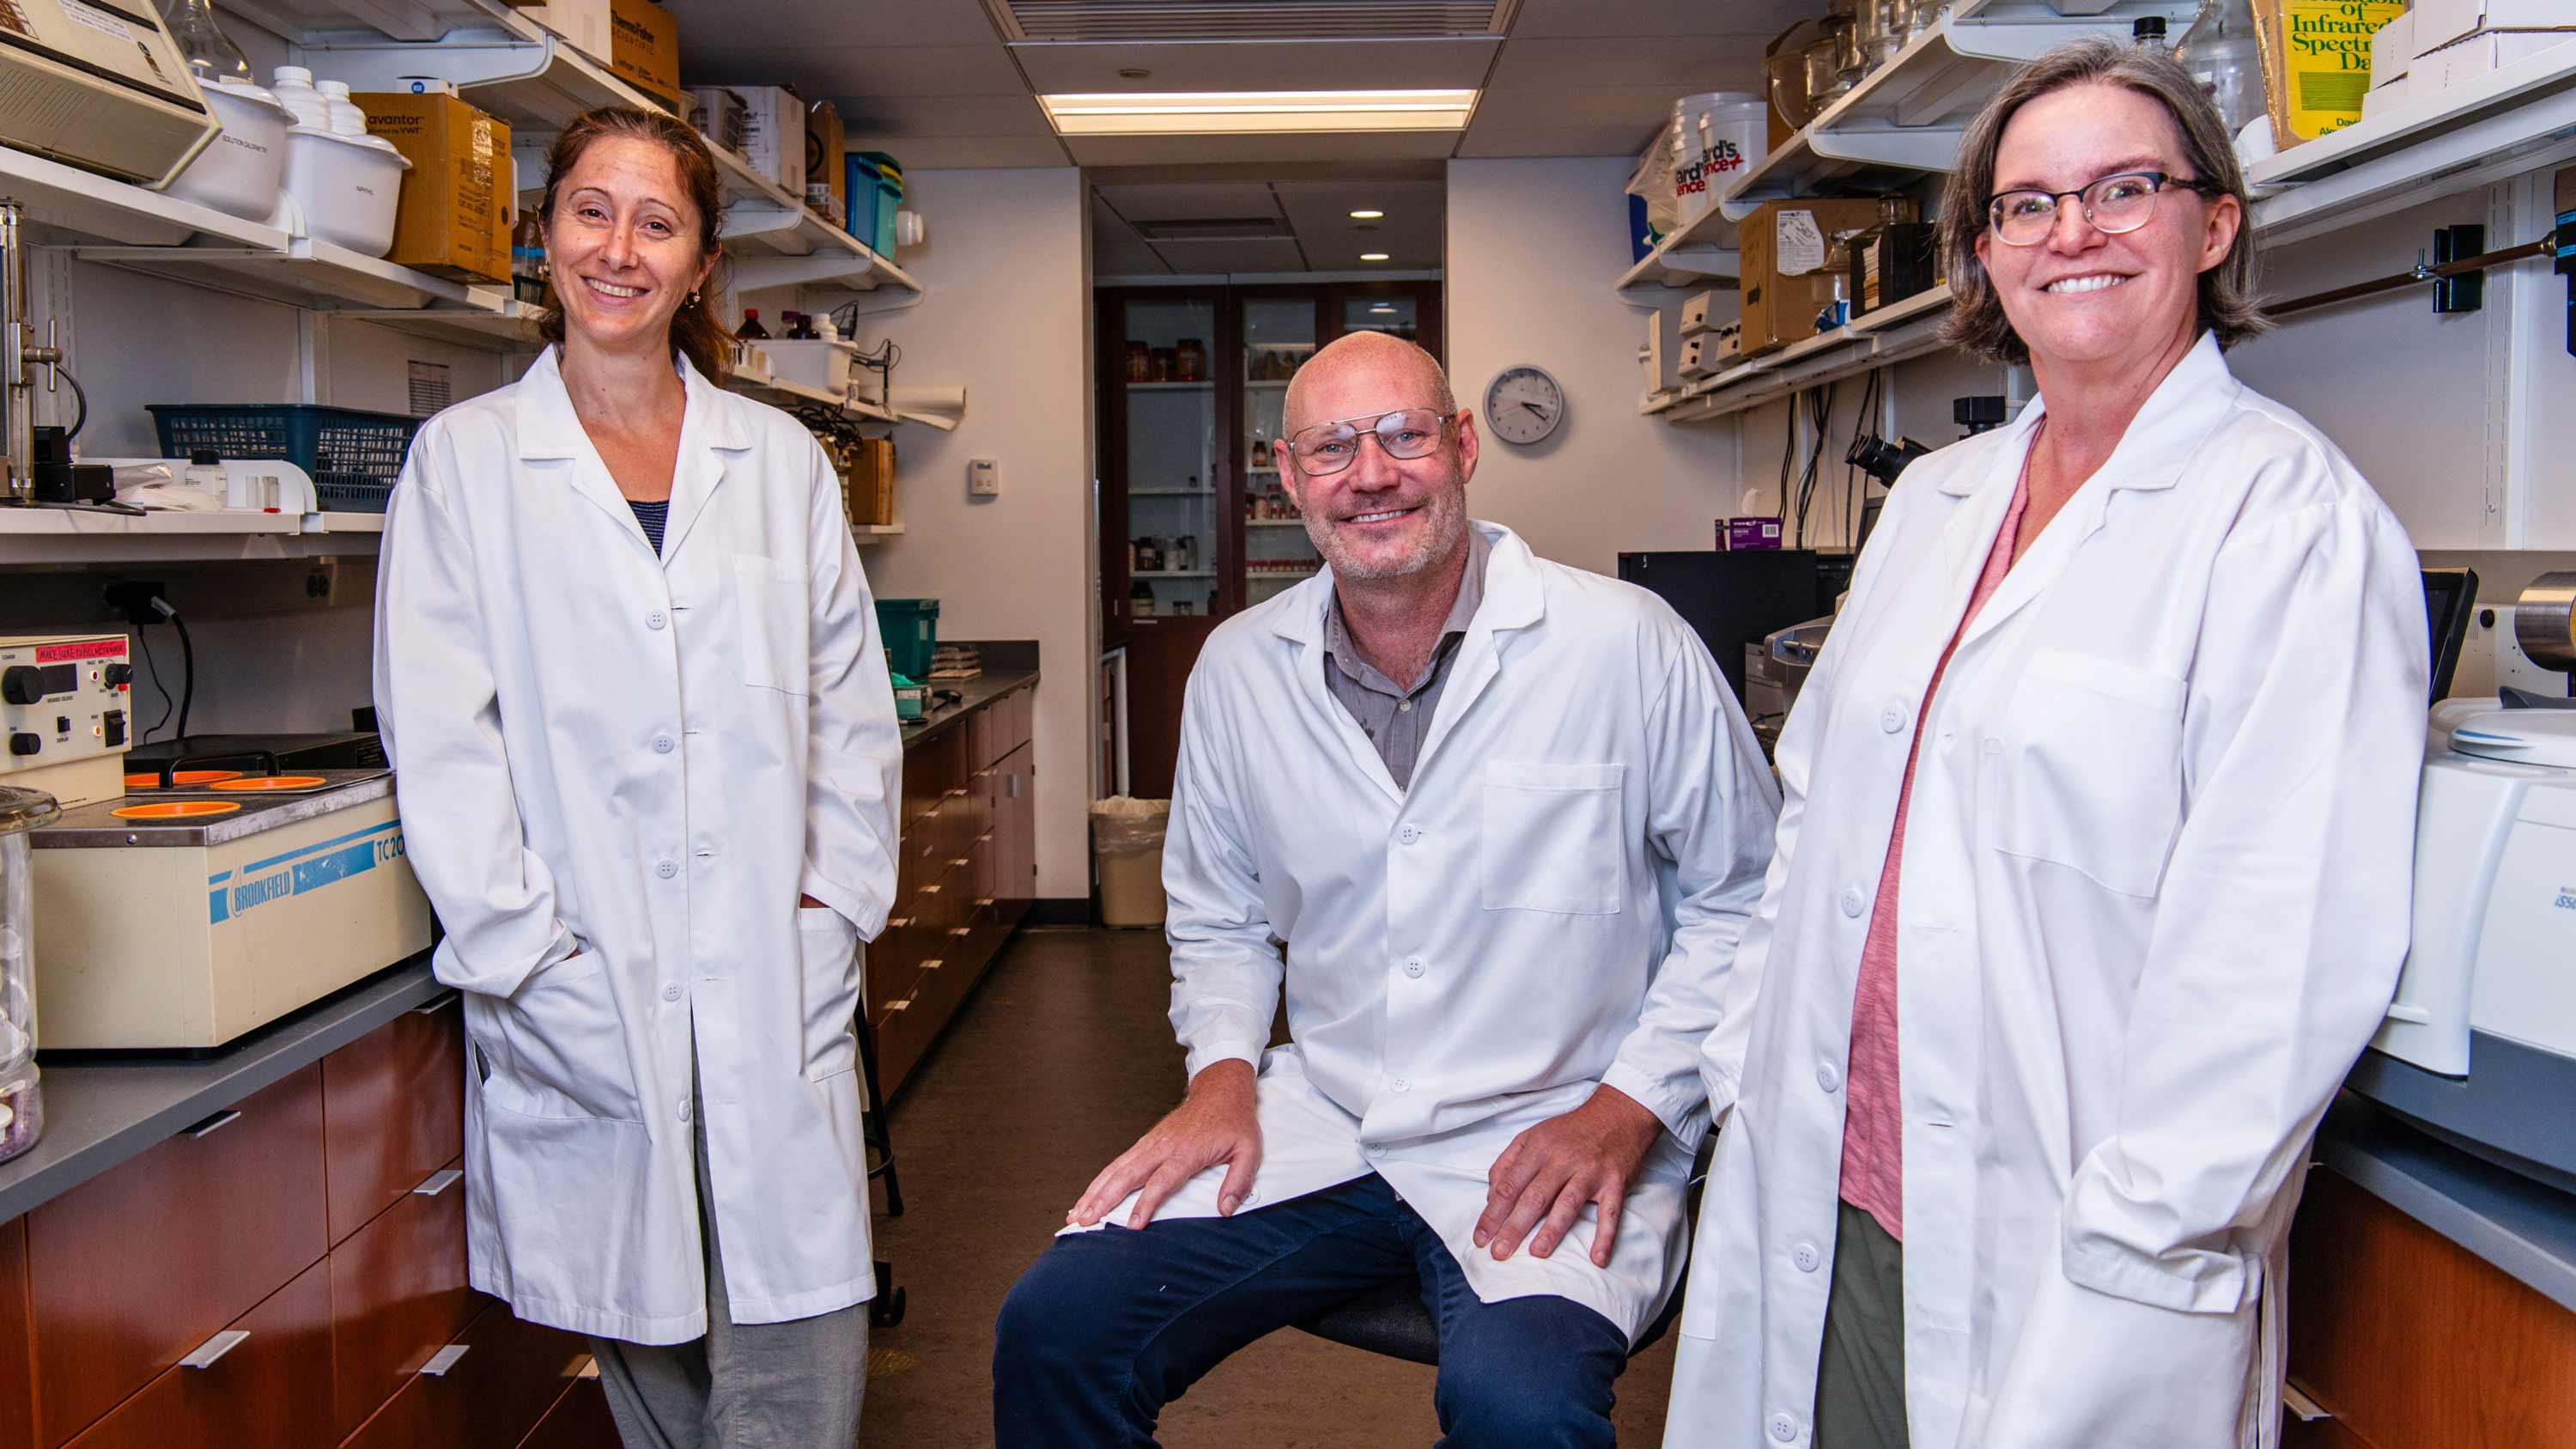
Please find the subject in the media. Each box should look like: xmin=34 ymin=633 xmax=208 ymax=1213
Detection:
xmin=660 ymin=0 xmax=1005 ymax=50
xmin=1092 ymin=198 xmax=1172 ymax=273
xmin=1453 ymin=125 xmax=1673 ymax=158
xmin=682 ymin=46 xmax=1028 ymax=100
xmin=1010 ymin=37 xmax=1499 ymax=94
xmin=1507 ymin=0 xmax=1820 ymax=40
xmin=842 ymin=134 xmax=1072 ymax=167
xmin=1147 ymin=238 xmax=1312 ymax=273
xmin=1473 ymin=85 xmax=1714 ymax=130
xmin=1272 ymin=180 xmax=1444 ymax=265
xmin=1095 ymin=183 xmax=1287 ymax=222
xmin=838 ymin=93 xmax=1057 ymax=138
xmin=1485 ymin=36 xmax=1771 ymax=90
xmin=1064 ymin=131 xmax=1462 ymax=166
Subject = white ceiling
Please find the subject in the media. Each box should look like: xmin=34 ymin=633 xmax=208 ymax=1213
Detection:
xmin=658 ymin=0 xmax=1819 ymax=272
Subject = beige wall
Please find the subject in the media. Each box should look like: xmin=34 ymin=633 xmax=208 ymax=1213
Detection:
xmin=1444 ymin=156 xmax=1741 ymax=574
xmin=834 ymin=167 xmax=1097 ymax=898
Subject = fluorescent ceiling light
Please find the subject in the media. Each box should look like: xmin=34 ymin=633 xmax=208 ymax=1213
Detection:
xmin=1040 ymin=89 xmax=1477 ymax=137
xmin=1360 ymin=253 xmax=1390 ymax=261
xmin=1369 ymin=304 xmax=1397 ymax=313
xmin=1350 ymin=209 xmax=1385 ymax=219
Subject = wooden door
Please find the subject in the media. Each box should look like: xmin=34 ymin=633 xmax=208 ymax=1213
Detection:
xmin=1121 ymin=615 xmax=1220 ymax=801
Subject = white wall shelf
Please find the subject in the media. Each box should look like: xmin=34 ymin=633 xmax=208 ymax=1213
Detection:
xmin=852 ymin=522 xmax=902 ymax=545
xmin=2248 ymin=43 xmax=2576 ymax=247
xmin=0 ymin=506 xmax=386 ymax=564
xmin=1665 ymin=284 xmax=1958 ymax=424
xmin=1717 ymin=1 xmax=2201 ymax=222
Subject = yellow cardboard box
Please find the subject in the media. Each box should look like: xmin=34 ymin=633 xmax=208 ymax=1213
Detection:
xmin=1739 ymin=196 xmax=1917 ymax=356
xmin=521 ymin=0 xmax=682 ymax=112
xmin=357 ymin=91 xmax=512 ymax=283
xmin=805 ymin=99 xmax=846 ymax=224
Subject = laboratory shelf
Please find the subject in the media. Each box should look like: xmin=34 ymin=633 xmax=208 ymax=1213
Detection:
xmin=1131 ymin=487 xmax=1214 ymax=496
xmin=0 ymin=506 xmax=357 ymax=565
xmin=1127 ymin=381 xmax=1215 ymax=392
xmin=1665 ymin=284 xmax=1956 ymax=424
xmin=2247 ymin=42 xmax=2576 ymax=248
xmin=1247 ymin=519 xmax=1309 ymax=527
xmin=1715 ymin=1 xmax=2201 ymax=222
xmin=852 ymin=523 xmax=902 ymax=545
xmin=1134 ymin=569 xmax=1216 ymax=579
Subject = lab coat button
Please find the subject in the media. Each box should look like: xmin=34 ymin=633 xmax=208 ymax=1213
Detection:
xmin=1398 ymin=825 xmax=1422 ymax=845
xmin=1770 ymin=1414 xmax=1798 ymax=1443
xmin=1983 ymin=735 xmax=2002 ymax=755
xmin=653 ymin=735 xmax=676 ymax=754
xmin=1880 ymin=706 xmax=1905 ymax=734
xmin=647 ymin=612 xmax=666 ymax=630
xmin=1390 ymin=1077 xmax=1410 ymax=1093
xmin=677 ymin=1099 xmax=692 ymax=1123
xmin=661 ymin=984 xmax=682 ymax=1002
xmin=1793 ymin=1241 xmax=1821 ymax=1272
xmin=1402 ymin=957 xmax=1425 ymax=978
xmin=655 ymin=860 xmax=678 ymax=880
xmin=1817 ymin=1062 xmax=1843 ymax=1093
xmin=1365 ymin=1143 xmax=1386 ymax=1158
xmin=1839 ymin=886 xmax=1865 ymax=918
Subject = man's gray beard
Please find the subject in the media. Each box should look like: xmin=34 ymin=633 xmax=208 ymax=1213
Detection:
xmin=1300 ymin=466 xmax=1467 ymax=582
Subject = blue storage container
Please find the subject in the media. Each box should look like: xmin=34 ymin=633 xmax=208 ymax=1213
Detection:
xmin=874 ymin=597 xmax=939 ymax=681
xmin=849 ymin=150 xmax=902 ymax=258
xmin=147 ymin=403 xmax=422 ymax=513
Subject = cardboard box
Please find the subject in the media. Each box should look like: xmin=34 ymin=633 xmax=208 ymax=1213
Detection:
xmin=1680 ymin=289 xmax=1718 ymax=334
xmin=732 ymin=84 xmax=805 ymax=198
xmin=2427 ymin=29 xmax=2576 ymax=88
xmin=2371 ymin=9 xmax=2413 ymax=83
xmin=1740 ymin=197 xmax=1916 ymax=356
xmin=522 ymin=0 xmax=681 ymax=111
xmin=848 ymin=436 xmax=895 ymax=527
xmin=2362 ymin=69 xmax=2415 ymax=114
xmin=357 ymin=91 xmax=512 ymax=283
xmin=2413 ymin=0 xmax=2576 ymax=56
xmin=2253 ymin=1 xmax=2411 ymax=145
xmin=805 ymin=98 xmax=845 ymax=223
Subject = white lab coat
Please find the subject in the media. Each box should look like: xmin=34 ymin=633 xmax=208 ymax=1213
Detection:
xmin=1088 ymin=522 xmax=1782 ymax=1342
xmin=373 ymin=347 xmax=902 ymax=1344
xmin=1664 ymin=335 xmax=2427 ymax=1448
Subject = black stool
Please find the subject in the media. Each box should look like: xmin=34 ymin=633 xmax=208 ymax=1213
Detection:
xmin=1294 ymin=1269 xmax=1689 ymax=1366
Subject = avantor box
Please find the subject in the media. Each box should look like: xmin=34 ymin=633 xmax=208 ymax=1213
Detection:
xmin=357 ymin=91 xmax=512 ymax=283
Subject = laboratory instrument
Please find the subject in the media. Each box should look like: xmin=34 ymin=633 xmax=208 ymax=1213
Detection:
xmin=0 ymin=635 xmax=133 ymax=808
xmin=0 ymin=0 xmax=219 ymax=187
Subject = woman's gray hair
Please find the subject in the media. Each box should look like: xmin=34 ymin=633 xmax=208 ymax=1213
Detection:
xmin=1939 ymin=38 xmax=2270 ymax=362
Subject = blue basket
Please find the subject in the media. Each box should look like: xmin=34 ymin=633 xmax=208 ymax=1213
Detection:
xmin=147 ymin=404 xmax=424 ymax=513
xmin=874 ymin=598 xmax=939 ymax=681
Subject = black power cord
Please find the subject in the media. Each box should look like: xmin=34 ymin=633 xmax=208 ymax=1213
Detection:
xmin=104 ymin=581 xmax=191 ymax=744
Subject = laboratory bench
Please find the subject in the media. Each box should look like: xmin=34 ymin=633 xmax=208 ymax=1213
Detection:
xmin=0 ymin=649 xmax=1039 ymax=1447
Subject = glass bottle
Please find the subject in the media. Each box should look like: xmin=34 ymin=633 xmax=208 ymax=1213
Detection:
xmin=737 ymin=308 xmax=770 ymax=339
xmin=161 ymin=0 xmax=252 ymax=87
xmin=512 ymin=213 xmax=547 ymax=306
xmin=2178 ymin=0 xmax=2268 ymax=139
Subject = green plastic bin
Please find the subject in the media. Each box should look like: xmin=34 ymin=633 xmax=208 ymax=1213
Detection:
xmin=875 ymin=598 xmax=939 ymax=681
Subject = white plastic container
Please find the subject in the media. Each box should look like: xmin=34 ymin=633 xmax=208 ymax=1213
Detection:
xmin=761 ymin=338 xmax=854 ymax=399
xmin=315 ymin=79 xmax=368 ymax=137
xmin=270 ymin=65 xmax=328 ymax=129
xmin=1671 ymin=91 xmax=1769 ymax=223
xmin=281 ymin=125 xmax=410 ymax=257
xmin=167 ymin=78 xmax=294 ymax=223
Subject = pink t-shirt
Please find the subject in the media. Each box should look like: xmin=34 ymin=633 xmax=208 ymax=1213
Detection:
xmin=1838 ymin=434 xmax=2040 ymax=1241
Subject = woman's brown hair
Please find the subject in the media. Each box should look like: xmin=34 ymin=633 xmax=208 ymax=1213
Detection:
xmin=1939 ymin=39 xmax=2270 ymax=364
xmin=535 ymin=107 xmax=735 ymax=382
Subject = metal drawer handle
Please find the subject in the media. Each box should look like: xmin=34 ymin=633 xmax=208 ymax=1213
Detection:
xmin=185 ymin=1109 xmax=243 ymax=1139
xmin=578 ymin=1357 xmax=602 ymax=1380
xmin=421 ymin=1344 xmax=470 ymax=1378
xmin=949 ymin=927 xmax=972 ymax=938
xmin=414 ymin=1168 xmax=464 ymax=1197
xmin=887 ymin=916 xmax=911 ymax=929
xmin=410 ymin=990 xmax=462 ymax=1017
xmin=951 ymin=857 xmax=971 ymax=869
xmin=884 ymin=999 xmax=910 ymax=1013
xmin=180 ymin=1330 xmax=249 ymax=1370
xmin=976 ymin=832 xmax=993 ymax=845
xmin=919 ymin=959 xmax=944 ymax=971
xmin=976 ymin=898 xmax=994 ymax=909
xmin=921 ymin=885 xmax=942 ymax=895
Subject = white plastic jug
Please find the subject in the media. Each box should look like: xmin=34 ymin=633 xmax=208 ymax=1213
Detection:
xmin=1671 ymin=91 xmax=1769 ymax=223
xmin=315 ymin=80 xmax=368 ymax=138
xmin=270 ymin=65 xmax=328 ymax=130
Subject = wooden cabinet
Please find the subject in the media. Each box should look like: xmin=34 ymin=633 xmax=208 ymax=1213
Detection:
xmin=27 ymin=1066 xmax=328 ymax=1448
xmin=59 ymin=1260 xmax=336 ymax=1449
xmin=340 ymin=1297 xmax=592 ymax=1449
xmin=323 ymin=995 xmax=465 ymax=1246
xmin=517 ymin=1373 xmax=621 ymax=1449
xmin=328 ymin=1160 xmax=473 ymax=1440
xmin=0 ymin=1222 xmax=32 ymax=1449
xmin=867 ymin=682 xmax=1039 ymax=1096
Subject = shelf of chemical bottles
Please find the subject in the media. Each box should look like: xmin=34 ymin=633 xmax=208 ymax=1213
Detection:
xmin=1248 ymin=519 xmax=1313 ymax=528
xmin=2245 ymin=41 xmax=2576 ymax=248
xmin=1131 ymin=486 xmax=1215 ymax=496
xmin=1133 ymin=569 xmax=1215 ymax=580
xmin=239 ymin=0 xmax=915 ymax=295
xmin=1127 ymin=381 xmax=1214 ymax=393
xmin=1710 ymin=1 xmax=2202 ymax=226
xmin=1660 ymin=283 xmax=1956 ymax=425
xmin=0 ymin=504 xmax=398 ymax=565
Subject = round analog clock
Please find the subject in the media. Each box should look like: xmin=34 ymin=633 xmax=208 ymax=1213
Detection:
xmin=1484 ymin=366 xmax=1564 ymax=446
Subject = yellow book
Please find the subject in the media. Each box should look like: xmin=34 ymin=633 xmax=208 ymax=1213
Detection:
xmin=2255 ymin=0 xmax=2410 ymax=143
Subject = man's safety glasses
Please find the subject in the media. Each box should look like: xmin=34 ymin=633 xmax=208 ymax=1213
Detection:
xmin=1284 ymin=408 xmax=1457 ymax=477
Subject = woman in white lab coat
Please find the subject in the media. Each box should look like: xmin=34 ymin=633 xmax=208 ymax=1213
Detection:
xmin=372 ymin=107 xmax=902 ymax=1449
xmin=1664 ymin=43 xmax=2427 ymax=1449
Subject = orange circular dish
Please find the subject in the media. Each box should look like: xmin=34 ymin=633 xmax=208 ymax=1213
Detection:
xmin=208 ymin=776 xmax=329 ymax=792
xmin=111 ymin=801 xmax=242 ymax=819
xmin=124 ymin=770 xmax=242 ymax=789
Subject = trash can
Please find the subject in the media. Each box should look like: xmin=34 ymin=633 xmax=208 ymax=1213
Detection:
xmin=1091 ymin=796 xmax=1170 ymax=928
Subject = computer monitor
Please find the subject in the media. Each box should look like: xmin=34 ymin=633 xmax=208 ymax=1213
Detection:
xmin=2421 ymin=567 xmax=2476 ymax=704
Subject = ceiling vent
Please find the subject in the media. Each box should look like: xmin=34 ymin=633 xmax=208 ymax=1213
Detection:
xmin=985 ymin=1 xmax=1519 ymax=43
xmin=1133 ymin=216 xmax=1296 ymax=241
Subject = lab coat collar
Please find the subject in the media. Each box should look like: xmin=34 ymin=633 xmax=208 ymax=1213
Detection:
xmin=513 ymin=346 xmax=754 ymax=562
xmin=1935 ymin=331 xmax=2238 ymax=498
xmin=1273 ymin=520 xmax=1545 ymax=806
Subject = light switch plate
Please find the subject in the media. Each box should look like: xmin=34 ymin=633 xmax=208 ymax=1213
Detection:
xmin=969 ymin=458 xmax=1001 ymax=496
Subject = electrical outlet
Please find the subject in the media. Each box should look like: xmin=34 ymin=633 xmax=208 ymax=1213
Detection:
xmin=969 ymin=458 xmax=1001 ymax=497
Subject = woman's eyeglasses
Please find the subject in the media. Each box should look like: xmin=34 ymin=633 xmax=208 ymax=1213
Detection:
xmin=1987 ymin=170 xmax=2221 ymax=247
xmin=1284 ymin=409 xmax=1457 ymax=477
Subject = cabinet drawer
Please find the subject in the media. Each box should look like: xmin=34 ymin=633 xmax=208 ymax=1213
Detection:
xmin=340 ymin=1298 xmax=591 ymax=1449
xmin=323 ymin=994 xmax=465 ymax=1246
xmin=1005 ymin=685 xmax=1035 ymax=758
xmin=28 ymin=1066 xmax=327 ymax=1449
xmin=518 ymin=1369 xmax=622 ymax=1449
xmin=0 ymin=1221 xmax=32 ymax=1449
xmin=330 ymin=1158 xmax=474 ymax=1439
xmin=59 ymin=1259 xmax=334 ymax=1449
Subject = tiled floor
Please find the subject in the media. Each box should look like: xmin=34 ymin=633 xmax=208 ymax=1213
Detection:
xmin=860 ymin=926 xmax=1681 ymax=1447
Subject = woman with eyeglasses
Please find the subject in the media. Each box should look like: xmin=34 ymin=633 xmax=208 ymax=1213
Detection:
xmin=1662 ymin=41 xmax=2427 ymax=1449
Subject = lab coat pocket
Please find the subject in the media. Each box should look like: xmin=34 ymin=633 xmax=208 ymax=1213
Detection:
xmin=489 ymin=951 xmax=644 ymax=1123
xmin=798 ymin=905 xmax=863 ymax=1082
xmin=732 ymin=551 xmax=811 ymax=696
xmin=1996 ymin=648 xmax=2186 ymax=898
xmin=1479 ymin=760 xmax=1626 ymax=915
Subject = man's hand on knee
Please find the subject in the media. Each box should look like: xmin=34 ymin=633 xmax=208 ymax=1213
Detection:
xmin=1068 ymin=1058 xmax=1264 ymax=1231
xmin=1472 ymin=1084 xmax=1662 ymax=1269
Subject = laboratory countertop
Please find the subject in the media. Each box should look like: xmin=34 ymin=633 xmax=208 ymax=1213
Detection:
xmin=902 ymin=665 xmax=1038 ymax=751
xmin=0 ymin=958 xmax=447 ymax=1225
xmin=2314 ymin=1093 xmax=2576 ymax=1316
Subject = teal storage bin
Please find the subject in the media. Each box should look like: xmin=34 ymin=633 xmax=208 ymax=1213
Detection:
xmin=875 ymin=598 xmax=939 ymax=681
xmin=848 ymin=150 xmax=902 ymax=257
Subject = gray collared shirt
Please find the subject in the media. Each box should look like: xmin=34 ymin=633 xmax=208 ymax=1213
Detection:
xmin=1321 ymin=527 xmax=1490 ymax=790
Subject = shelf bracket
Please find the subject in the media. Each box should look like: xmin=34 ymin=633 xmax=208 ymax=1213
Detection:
xmin=1659 ymin=247 xmax=1741 ymax=281
xmin=1808 ymin=125 xmax=1968 ymax=173
xmin=731 ymin=250 xmax=895 ymax=293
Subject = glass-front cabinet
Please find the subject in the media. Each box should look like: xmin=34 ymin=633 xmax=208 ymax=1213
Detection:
xmin=1116 ymin=294 xmax=1223 ymax=624
xmin=1240 ymin=295 xmax=1320 ymax=612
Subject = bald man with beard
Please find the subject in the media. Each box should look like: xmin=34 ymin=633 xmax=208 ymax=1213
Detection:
xmin=993 ymin=332 xmax=1781 ymax=1447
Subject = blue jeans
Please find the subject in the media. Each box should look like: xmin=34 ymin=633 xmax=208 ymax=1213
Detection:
xmin=993 ymin=1172 xmax=1631 ymax=1447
